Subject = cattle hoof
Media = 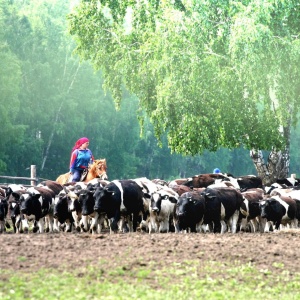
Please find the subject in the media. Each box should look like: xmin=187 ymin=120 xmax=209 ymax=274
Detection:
xmin=32 ymin=226 xmax=39 ymax=233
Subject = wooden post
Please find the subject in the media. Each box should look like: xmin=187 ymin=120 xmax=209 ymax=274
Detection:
xmin=31 ymin=165 xmax=36 ymax=186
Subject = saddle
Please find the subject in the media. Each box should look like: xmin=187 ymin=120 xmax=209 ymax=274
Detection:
xmin=80 ymin=168 xmax=88 ymax=181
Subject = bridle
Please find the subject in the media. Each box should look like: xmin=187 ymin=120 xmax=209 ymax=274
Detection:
xmin=90 ymin=160 xmax=108 ymax=180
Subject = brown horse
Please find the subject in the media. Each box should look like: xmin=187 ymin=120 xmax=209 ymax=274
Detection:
xmin=56 ymin=159 xmax=108 ymax=185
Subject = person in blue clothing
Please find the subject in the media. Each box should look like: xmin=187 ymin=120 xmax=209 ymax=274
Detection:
xmin=213 ymin=168 xmax=221 ymax=174
xmin=69 ymin=137 xmax=94 ymax=182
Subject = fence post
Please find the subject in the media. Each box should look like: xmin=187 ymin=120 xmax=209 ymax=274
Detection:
xmin=31 ymin=165 xmax=36 ymax=186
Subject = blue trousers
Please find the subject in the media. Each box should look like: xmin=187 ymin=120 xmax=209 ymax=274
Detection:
xmin=71 ymin=169 xmax=83 ymax=182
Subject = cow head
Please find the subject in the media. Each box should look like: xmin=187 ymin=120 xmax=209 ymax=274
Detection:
xmin=176 ymin=194 xmax=195 ymax=217
xmin=78 ymin=189 xmax=95 ymax=216
xmin=150 ymin=192 xmax=169 ymax=214
xmin=54 ymin=191 xmax=71 ymax=223
xmin=67 ymin=191 xmax=81 ymax=212
xmin=20 ymin=192 xmax=42 ymax=217
xmin=259 ymin=198 xmax=284 ymax=221
xmin=93 ymin=186 xmax=113 ymax=213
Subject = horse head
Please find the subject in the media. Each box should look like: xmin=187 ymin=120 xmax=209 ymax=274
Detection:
xmin=89 ymin=159 xmax=108 ymax=180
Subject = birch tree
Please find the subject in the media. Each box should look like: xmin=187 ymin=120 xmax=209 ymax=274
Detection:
xmin=68 ymin=0 xmax=300 ymax=183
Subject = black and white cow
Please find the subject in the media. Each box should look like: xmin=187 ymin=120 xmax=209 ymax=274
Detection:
xmin=93 ymin=180 xmax=144 ymax=233
xmin=0 ymin=197 xmax=8 ymax=233
xmin=236 ymin=175 xmax=263 ymax=191
xmin=66 ymin=183 xmax=87 ymax=232
xmin=201 ymin=187 xmax=244 ymax=233
xmin=77 ymin=183 xmax=104 ymax=234
xmin=132 ymin=177 xmax=161 ymax=232
xmin=239 ymin=188 xmax=265 ymax=232
xmin=172 ymin=191 xmax=205 ymax=233
xmin=20 ymin=187 xmax=54 ymax=233
xmin=147 ymin=189 xmax=178 ymax=233
xmin=37 ymin=180 xmax=63 ymax=195
xmin=259 ymin=195 xmax=298 ymax=231
xmin=53 ymin=189 xmax=74 ymax=232
xmin=7 ymin=189 xmax=27 ymax=233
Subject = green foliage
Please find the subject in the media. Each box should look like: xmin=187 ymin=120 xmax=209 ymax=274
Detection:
xmin=68 ymin=0 xmax=300 ymax=156
xmin=2 ymin=0 xmax=299 ymax=180
xmin=0 ymin=1 xmax=25 ymax=173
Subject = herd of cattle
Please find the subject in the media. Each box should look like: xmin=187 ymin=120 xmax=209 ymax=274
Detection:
xmin=1 ymin=172 xmax=300 ymax=234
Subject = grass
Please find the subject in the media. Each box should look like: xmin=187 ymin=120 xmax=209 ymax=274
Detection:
xmin=1 ymin=259 xmax=300 ymax=300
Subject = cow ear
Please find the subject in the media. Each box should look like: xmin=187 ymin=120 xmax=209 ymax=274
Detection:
xmin=168 ymin=197 xmax=177 ymax=203
xmin=144 ymin=193 xmax=151 ymax=199
xmin=11 ymin=192 xmax=20 ymax=200
xmin=104 ymin=188 xmax=114 ymax=195
xmin=205 ymin=193 xmax=215 ymax=199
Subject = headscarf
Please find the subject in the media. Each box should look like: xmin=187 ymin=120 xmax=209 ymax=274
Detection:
xmin=71 ymin=137 xmax=89 ymax=153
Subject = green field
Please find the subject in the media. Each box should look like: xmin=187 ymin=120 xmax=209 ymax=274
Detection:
xmin=1 ymin=260 xmax=300 ymax=300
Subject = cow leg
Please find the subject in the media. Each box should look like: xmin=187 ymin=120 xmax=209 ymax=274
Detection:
xmin=90 ymin=212 xmax=99 ymax=234
xmin=37 ymin=218 xmax=45 ymax=233
xmin=293 ymin=218 xmax=298 ymax=229
xmin=200 ymin=223 xmax=209 ymax=233
xmin=140 ymin=219 xmax=149 ymax=232
xmin=72 ymin=211 xmax=81 ymax=232
xmin=274 ymin=220 xmax=281 ymax=231
xmin=15 ymin=216 xmax=23 ymax=233
xmin=96 ymin=214 xmax=106 ymax=233
xmin=65 ymin=219 xmax=72 ymax=232
xmin=173 ymin=219 xmax=180 ymax=233
xmin=239 ymin=218 xmax=248 ymax=232
xmin=11 ymin=216 xmax=17 ymax=233
xmin=148 ymin=216 xmax=158 ymax=233
xmin=249 ymin=219 xmax=258 ymax=232
xmin=213 ymin=220 xmax=222 ymax=233
xmin=22 ymin=217 xmax=30 ymax=233
xmin=221 ymin=220 xmax=227 ymax=234
xmin=263 ymin=220 xmax=273 ymax=232
xmin=159 ymin=218 xmax=169 ymax=233
xmin=119 ymin=215 xmax=131 ymax=233
xmin=53 ymin=218 xmax=60 ymax=232
xmin=190 ymin=224 xmax=197 ymax=233
xmin=110 ymin=211 xmax=121 ymax=233
xmin=195 ymin=219 xmax=204 ymax=233
xmin=132 ymin=214 xmax=140 ymax=232
xmin=81 ymin=215 xmax=89 ymax=232
xmin=0 ymin=220 xmax=4 ymax=233
xmin=45 ymin=215 xmax=54 ymax=232
xmin=229 ymin=210 xmax=239 ymax=233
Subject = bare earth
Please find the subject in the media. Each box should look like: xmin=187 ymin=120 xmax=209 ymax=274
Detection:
xmin=1 ymin=230 xmax=300 ymax=280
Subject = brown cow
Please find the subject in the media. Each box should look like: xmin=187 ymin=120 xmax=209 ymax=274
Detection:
xmin=170 ymin=184 xmax=205 ymax=196
xmin=189 ymin=173 xmax=228 ymax=188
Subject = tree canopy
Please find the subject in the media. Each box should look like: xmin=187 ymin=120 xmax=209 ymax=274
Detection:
xmin=2 ymin=0 xmax=300 ymax=184
xmin=68 ymin=0 xmax=300 ymax=157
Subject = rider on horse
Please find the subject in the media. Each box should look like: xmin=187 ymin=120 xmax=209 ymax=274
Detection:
xmin=69 ymin=137 xmax=94 ymax=182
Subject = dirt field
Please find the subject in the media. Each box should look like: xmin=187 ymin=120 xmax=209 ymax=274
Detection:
xmin=1 ymin=230 xmax=300 ymax=278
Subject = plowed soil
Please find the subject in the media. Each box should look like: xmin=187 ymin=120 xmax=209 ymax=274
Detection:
xmin=1 ymin=230 xmax=300 ymax=277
